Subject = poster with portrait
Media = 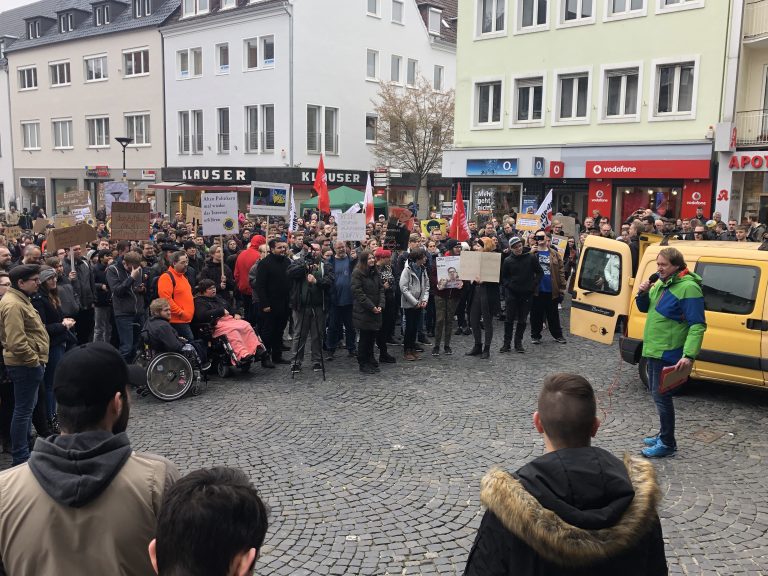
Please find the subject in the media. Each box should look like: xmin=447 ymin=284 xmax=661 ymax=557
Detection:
xmin=436 ymin=256 xmax=462 ymax=289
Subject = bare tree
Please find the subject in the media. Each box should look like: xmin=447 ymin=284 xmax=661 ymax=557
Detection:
xmin=371 ymin=77 xmax=454 ymax=217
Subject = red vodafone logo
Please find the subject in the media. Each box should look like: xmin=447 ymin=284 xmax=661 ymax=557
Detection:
xmin=692 ymin=192 xmax=701 ymax=201
xmin=592 ymin=165 xmax=602 ymax=176
xmin=596 ymin=189 xmax=604 ymax=199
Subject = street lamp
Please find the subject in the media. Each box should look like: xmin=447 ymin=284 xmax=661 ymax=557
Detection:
xmin=114 ymin=136 xmax=133 ymax=182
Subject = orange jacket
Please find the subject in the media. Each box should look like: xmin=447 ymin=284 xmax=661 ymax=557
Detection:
xmin=157 ymin=267 xmax=194 ymax=324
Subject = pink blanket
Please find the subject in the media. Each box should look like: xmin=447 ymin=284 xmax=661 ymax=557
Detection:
xmin=213 ymin=316 xmax=263 ymax=362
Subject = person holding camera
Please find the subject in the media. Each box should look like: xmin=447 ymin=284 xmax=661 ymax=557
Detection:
xmin=529 ymin=231 xmax=567 ymax=345
xmin=286 ymin=241 xmax=332 ymax=373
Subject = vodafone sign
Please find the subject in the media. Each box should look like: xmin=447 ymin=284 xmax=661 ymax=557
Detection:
xmin=588 ymin=180 xmax=612 ymax=219
xmin=585 ymin=160 xmax=710 ymax=180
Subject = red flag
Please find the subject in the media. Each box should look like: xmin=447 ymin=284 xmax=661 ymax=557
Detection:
xmin=449 ymin=184 xmax=470 ymax=241
xmin=314 ymin=155 xmax=330 ymax=214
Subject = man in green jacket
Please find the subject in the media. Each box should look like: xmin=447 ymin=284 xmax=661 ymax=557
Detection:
xmin=0 ymin=264 xmax=49 ymax=465
xmin=636 ymin=247 xmax=706 ymax=458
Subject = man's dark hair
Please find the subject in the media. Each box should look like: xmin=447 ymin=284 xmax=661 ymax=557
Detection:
xmin=537 ymin=373 xmax=596 ymax=448
xmin=123 ymin=251 xmax=142 ymax=267
xmin=268 ymin=238 xmax=284 ymax=250
xmin=116 ymin=240 xmax=131 ymax=253
xmin=408 ymin=247 xmax=426 ymax=262
xmin=155 ymin=467 xmax=268 ymax=576
xmin=170 ymin=251 xmax=187 ymax=265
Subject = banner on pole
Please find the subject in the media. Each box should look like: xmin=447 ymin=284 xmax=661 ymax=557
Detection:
xmin=249 ymin=181 xmax=289 ymax=216
xmin=46 ymin=223 xmax=97 ymax=253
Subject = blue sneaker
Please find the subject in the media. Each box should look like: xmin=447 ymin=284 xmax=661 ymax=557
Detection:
xmin=642 ymin=442 xmax=676 ymax=458
xmin=643 ymin=435 xmax=659 ymax=447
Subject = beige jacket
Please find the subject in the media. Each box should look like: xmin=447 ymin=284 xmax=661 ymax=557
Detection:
xmin=0 ymin=287 xmax=49 ymax=366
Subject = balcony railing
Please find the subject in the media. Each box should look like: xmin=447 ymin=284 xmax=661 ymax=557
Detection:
xmin=218 ymin=133 xmax=230 ymax=153
xmin=736 ymin=109 xmax=768 ymax=146
xmin=745 ymin=0 xmax=768 ymax=40
xmin=191 ymin=133 xmax=204 ymax=154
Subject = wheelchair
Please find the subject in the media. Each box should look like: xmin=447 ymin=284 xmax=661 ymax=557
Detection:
xmin=193 ymin=322 xmax=264 ymax=378
xmin=135 ymin=333 xmax=204 ymax=402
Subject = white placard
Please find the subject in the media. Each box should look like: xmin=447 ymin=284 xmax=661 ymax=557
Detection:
xmin=436 ymin=256 xmax=462 ymax=289
xmin=202 ymin=192 xmax=239 ymax=236
xmin=249 ymin=181 xmax=289 ymax=216
xmin=337 ymin=213 xmax=367 ymax=243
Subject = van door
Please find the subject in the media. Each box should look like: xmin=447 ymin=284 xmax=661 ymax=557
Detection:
xmin=691 ymin=259 xmax=765 ymax=387
xmin=570 ymin=236 xmax=632 ymax=345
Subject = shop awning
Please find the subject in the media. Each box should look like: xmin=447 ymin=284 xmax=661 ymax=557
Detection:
xmin=148 ymin=182 xmax=251 ymax=192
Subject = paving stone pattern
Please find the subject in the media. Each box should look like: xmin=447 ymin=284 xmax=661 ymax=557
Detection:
xmin=96 ymin=317 xmax=768 ymax=574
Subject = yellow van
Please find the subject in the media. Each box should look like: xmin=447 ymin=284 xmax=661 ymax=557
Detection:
xmin=570 ymin=236 xmax=768 ymax=389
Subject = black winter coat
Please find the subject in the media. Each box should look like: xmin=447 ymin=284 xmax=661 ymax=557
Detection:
xmin=351 ymin=266 xmax=385 ymax=332
xmin=192 ymin=295 xmax=228 ymax=328
xmin=198 ymin=260 xmax=235 ymax=294
xmin=143 ymin=316 xmax=183 ymax=353
xmin=464 ymin=447 xmax=667 ymax=576
xmin=254 ymin=253 xmax=290 ymax=312
xmin=501 ymin=250 xmax=543 ymax=295
xmin=93 ymin=262 xmax=112 ymax=307
xmin=31 ymin=291 xmax=68 ymax=347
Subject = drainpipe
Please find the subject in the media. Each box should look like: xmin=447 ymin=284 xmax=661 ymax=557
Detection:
xmin=161 ymin=30 xmax=169 ymax=215
xmin=283 ymin=1 xmax=294 ymax=166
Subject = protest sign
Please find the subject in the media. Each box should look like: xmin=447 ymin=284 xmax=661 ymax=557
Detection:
xmin=54 ymin=213 xmax=76 ymax=228
xmin=186 ymin=204 xmax=202 ymax=226
xmin=553 ymin=215 xmax=576 ymax=238
xmin=33 ymin=218 xmax=50 ymax=234
xmin=384 ymin=206 xmax=414 ymax=250
xmin=550 ymin=234 xmax=569 ymax=258
xmin=249 ymin=182 xmax=289 ymax=216
xmin=420 ymin=218 xmax=447 ymax=238
xmin=440 ymin=202 xmax=454 ymax=217
xmin=436 ymin=256 xmax=462 ymax=289
xmin=459 ymin=251 xmax=501 ymax=283
xmin=516 ymin=216 xmax=540 ymax=232
xmin=110 ymin=202 xmax=151 ymax=240
xmin=71 ymin=206 xmax=92 ymax=223
xmin=46 ymin=223 xmax=97 ymax=253
xmin=104 ymin=181 xmax=130 ymax=214
xmin=56 ymin=189 xmax=90 ymax=213
xmin=5 ymin=226 xmax=22 ymax=241
xmin=202 ymin=192 xmax=239 ymax=236
xmin=473 ymin=188 xmax=495 ymax=215
xmin=337 ymin=213 xmax=366 ymax=243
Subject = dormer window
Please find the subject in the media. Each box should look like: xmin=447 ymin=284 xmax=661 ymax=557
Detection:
xmin=95 ymin=5 xmax=111 ymax=26
xmin=59 ymin=13 xmax=74 ymax=33
xmin=182 ymin=0 xmax=209 ymax=18
xmin=133 ymin=0 xmax=152 ymax=18
xmin=428 ymin=7 xmax=441 ymax=35
xmin=27 ymin=20 xmax=41 ymax=39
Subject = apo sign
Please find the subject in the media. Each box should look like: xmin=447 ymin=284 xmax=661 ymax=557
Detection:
xmin=727 ymin=154 xmax=768 ymax=171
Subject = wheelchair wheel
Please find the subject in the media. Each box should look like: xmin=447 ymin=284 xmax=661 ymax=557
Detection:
xmin=146 ymin=353 xmax=195 ymax=401
xmin=216 ymin=359 xmax=233 ymax=378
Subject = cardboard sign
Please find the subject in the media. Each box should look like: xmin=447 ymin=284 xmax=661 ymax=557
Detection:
xmin=46 ymin=223 xmax=97 ymax=252
xmin=54 ymin=213 xmax=76 ymax=228
xmin=337 ymin=213 xmax=366 ymax=243
xmin=436 ymin=256 xmax=462 ymax=289
xmin=104 ymin=181 xmax=130 ymax=214
xmin=110 ymin=202 xmax=151 ymax=241
xmin=202 ymin=192 xmax=239 ymax=236
xmin=249 ymin=181 xmax=289 ymax=216
xmin=550 ymin=234 xmax=569 ymax=258
xmin=186 ymin=204 xmax=202 ymax=225
xmin=56 ymin=189 xmax=90 ymax=212
xmin=516 ymin=216 xmax=540 ymax=232
xmin=552 ymin=216 xmax=576 ymax=238
xmin=33 ymin=218 xmax=50 ymax=234
xmin=4 ymin=226 xmax=22 ymax=241
xmin=459 ymin=251 xmax=501 ymax=283
xmin=420 ymin=218 xmax=447 ymax=238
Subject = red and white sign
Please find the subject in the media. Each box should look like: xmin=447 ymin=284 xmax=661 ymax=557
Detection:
xmin=588 ymin=180 xmax=612 ymax=219
xmin=727 ymin=153 xmax=768 ymax=171
xmin=585 ymin=160 xmax=710 ymax=180
xmin=549 ymin=161 xmax=565 ymax=178
xmin=681 ymin=179 xmax=712 ymax=220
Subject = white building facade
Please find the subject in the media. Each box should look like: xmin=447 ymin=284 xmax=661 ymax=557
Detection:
xmin=0 ymin=40 xmax=14 ymax=213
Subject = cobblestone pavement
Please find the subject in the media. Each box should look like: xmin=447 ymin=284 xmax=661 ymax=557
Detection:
xmin=16 ymin=313 xmax=768 ymax=575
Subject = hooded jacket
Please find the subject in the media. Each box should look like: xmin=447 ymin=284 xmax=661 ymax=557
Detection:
xmin=501 ymin=248 xmax=543 ymax=295
xmin=0 ymin=430 xmax=178 ymax=576
xmin=636 ymin=269 xmax=705 ymax=363
xmin=464 ymin=447 xmax=667 ymax=576
xmin=234 ymin=235 xmax=266 ymax=295
xmin=0 ymin=287 xmax=49 ymax=366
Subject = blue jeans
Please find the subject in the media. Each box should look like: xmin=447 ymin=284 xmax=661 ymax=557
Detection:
xmin=646 ymin=358 xmax=676 ymax=449
xmin=7 ymin=364 xmax=44 ymax=466
xmin=44 ymin=343 xmax=66 ymax=421
xmin=328 ymin=304 xmax=356 ymax=352
xmin=115 ymin=314 xmax=144 ymax=363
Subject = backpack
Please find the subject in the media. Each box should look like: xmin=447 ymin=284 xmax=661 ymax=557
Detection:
xmin=150 ymin=270 xmax=176 ymax=301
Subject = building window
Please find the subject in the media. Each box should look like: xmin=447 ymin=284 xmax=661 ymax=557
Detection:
xmin=556 ymin=72 xmax=589 ymax=121
xmin=95 ymin=5 xmax=111 ymax=25
xmin=182 ymin=0 xmax=208 ymax=18
xmin=221 ymin=0 xmax=236 ymax=8
xmin=561 ymin=0 xmax=593 ymax=23
xmin=27 ymin=20 xmax=41 ymax=39
xmin=307 ymin=105 xmax=321 ymax=153
xmin=519 ymin=0 xmax=548 ymax=29
xmin=179 ymin=111 xmax=190 ymax=153
xmin=433 ymin=65 xmax=444 ymax=90
xmin=655 ymin=60 xmax=695 ymax=116
xmin=50 ymin=61 xmax=71 ymax=87
xmin=124 ymin=49 xmax=149 ymax=77
xmin=392 ymin=0 xmax=404 ymax=23
xmin=191 ymin=110 xmax=203 ymax=154
xmin=177 ymin=110 xmax=203 ymax=154
xmin=59 ymin=13 xmax=74 ymax=33
xmin=366 ymin=114 xmax=378 ymax=143
xmin=245 ymin=106 xmax=259 ymax=152
xmin=262 ymin=36 xmax=275 ymax=66
xmin=216 ymin=43 xmax=229 ymax=74
xmin=478 ymin=0 xmax=506 ymax=35
xmin=177 ymin=47 xmax=202 ymax=79
xmin=657 ymin=0 xmax=704 ymax=13
xmin=217 ymin=107 xmax=230 ymax=153
xmin=87 ymin=117 xmax=110 ymax=148
xmin=125 ymin=113 xmax=150 ymax=145
xmin=406 ymin=58 xmax=418 ymax=86
xmin=475 ymin=81 xmax=502 ymax=125
xmin=366 ymin=49 xmax=379 ymax=80
xmin=262 ymin=105 xmax=275 ymax=152
xmin=244 ymin=36 xmax=275 ymax=70
xmin=604 ymin=67 xmax=639 ymax=119
xmin=514 ymin=77 xmax=543 ymax=123
xmin=608 ymin=0 xmax=644 ymax=16
xmin=21 ymin=122 xmax=41 ymax=150
xmin=391 ymin=55 xmax=402 ymax=83
xmin=368 ymin=0 xmax=380 ymax=16
xmin=18 ymin=66 xmax=38 ymax=90
xmin=428 ymin=8 xmax=442 ymax=34
xmin=134 ymin=0 xmax=152 ymax=17
xmin=85 ymin=55 xmax=108 ymax=82
xmin=325 ymin=107 xmax=339 ymax=155
xmin=52 ymin=119 xmax=73 ymax=149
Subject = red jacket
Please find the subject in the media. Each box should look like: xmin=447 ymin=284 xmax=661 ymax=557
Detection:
xmin=234 ymin=235 xmax=266 ymax=295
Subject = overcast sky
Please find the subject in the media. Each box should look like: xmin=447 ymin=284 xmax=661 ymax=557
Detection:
xmin=1 ymin=0 xmax=40 ymax=13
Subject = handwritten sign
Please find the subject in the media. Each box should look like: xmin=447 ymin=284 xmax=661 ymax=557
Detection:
xmin=186 ymin=204 xmax=202 ymax=226
xmin=54 ymin=213 xmax=76 ymax=228
xmin=202 ymin=192 xmax=238 ymax=236
xmin=5 ymin=226 xmax=22 ymax=241
xmin=46 ymin=223 xmax=97 ymax=253
xmin=474 ymin=188 xmax=495 ymax=215
xmin=459 ymin=251 xmax=501 ymax=283
xmin=337 ymin=213 xmax=366 ymax=243
xmin=516 ymin=216 xmax=540 ymax=232
xmin=110 ymin=202 xmax=151 ymax=240
xmin=33 ymin=218 xmax=50 ymax=234
xmin=56 ymin=189 xmax=90 ymax=212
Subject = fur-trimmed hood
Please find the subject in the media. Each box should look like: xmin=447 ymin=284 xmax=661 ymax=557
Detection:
xmin=480 ymin=447 xmax=661 ymax=567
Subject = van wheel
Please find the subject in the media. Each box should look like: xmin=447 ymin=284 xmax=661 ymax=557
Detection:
xmin=638 ymin=357 xmax=649 ymax=389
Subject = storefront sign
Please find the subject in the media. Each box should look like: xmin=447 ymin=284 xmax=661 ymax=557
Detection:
xmin=166 ymin=167 xmax=367 ymax=187
xmin=20 ymin=178 xmax=45 ymax=189
xmin=588 ymin=180 xmax=613 ymax=219
xmin=585 ymin=160 xmax=710 ymax=180
xmin=181 ymin=168 xmax=248 ymax=182
xmin=681 ymin=179 xmax=713 ymax=220
xmin=549 ymin=161 xmax=564 ymax=178
xmin=141 ymin=169 xmax=157 ymax=181
xmin=532 ymin=157 xmax=545 ymax=177
xmin=466 ymin=159 xmax=519 ymax=177
xmin=726 ymin=154 xmax=768 ymax=171
xmin=249 ymin=181 xmax=289 ymax=216
xmin=300 ymin=170 xmax=362 ymax=185
xmin=85 ymin=165 xmax=110 ymax=178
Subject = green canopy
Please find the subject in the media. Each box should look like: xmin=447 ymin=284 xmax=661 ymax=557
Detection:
xmin=300 ymin=186 xmax=388 ymax=216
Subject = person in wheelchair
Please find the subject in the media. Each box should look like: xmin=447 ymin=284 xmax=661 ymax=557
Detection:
xmin=144 ymin=298 xmax=211 ymax=372
xmin=192 ymin=280 xmax=265 ymax=364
